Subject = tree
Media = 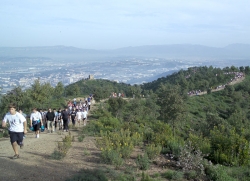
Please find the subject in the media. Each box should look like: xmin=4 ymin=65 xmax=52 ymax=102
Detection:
xmin=245 ymin=66 xmax=250 ymax=75
xmin=157 ymin=85 xmax=186 ymax=137
xmin=72 ymin=84 xmax=80 ymax=96
xmin=224 ymin=85 xmax=235 ymax=96
xmin=0 ymin=86 xmax=25 ymax=116
xmin=29 ymin=80 xmax=54 ymax=108
xmin=239 ymin=66 xmax=244 ymax=73
xmin=54 ymin=82 xmax=64 ymax=98
xmin=66 ymin=84 xmax=80 ymax=96
xmin=108 ymin=97 xmax=127 ymax=118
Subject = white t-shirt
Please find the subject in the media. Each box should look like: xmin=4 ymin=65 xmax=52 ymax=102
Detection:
xmin=30 ymin=111 xmax=42 ymax=121
xmin=82 ymin=111 xmax=88 ymax=118
xmin=76 ymin=111 xmax=82 ymax=119
xmin=3 ymin=112 xmax=26 ymax=132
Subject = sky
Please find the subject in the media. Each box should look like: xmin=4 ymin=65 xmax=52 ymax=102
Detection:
xmin=0 ymin=0 xmax=250 ymax=49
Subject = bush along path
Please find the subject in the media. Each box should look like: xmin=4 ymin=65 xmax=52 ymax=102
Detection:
xmin=0 ymin=99 xmax=105 ymax=181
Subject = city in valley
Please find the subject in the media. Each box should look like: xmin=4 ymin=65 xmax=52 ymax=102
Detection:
xmin=0 ymin=45 xmax=249 ymax=94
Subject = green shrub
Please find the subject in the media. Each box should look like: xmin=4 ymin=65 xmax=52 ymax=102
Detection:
xmin=162 ymin=139 xmax=182 ymax=158
xmin=151 ymin=121 xmax=175 ymax=147
xmin=187 ymin=133 xmax=211 ymax=155
xmin=145 ymin=144 xmax=162 ymax=160
xmin=143 ymin=128 xmax=154 ymax=144
xmin=97 ymin=129 xmax=135 ymax=159
xmin=101 ymin=149 xmax=124 ymax=168
xmin=226 ymin=166 xmax=250 ymax=180
xmin=162 ymin=170 xmax=184 ymax=180
xmin=177 ymin=141 xmax=205 ymax=175
xmin=112 ymin=174 xmax=136 ymax=181
xmin=66 ymin=169 xmax=108 ymax=181
xmin=51 ymin=150 xmax=65 ymax=160
xmin=81 ymin=121 xmax=99 ymax=136
xmin=152 ymin=173 xmax=160 ymax=178
xmin=51 ymin=133 xmax=73 ymax=160
xmin=205 ymin=164 xmax=237 ymax=181
xmin=78 ymin=134 xmax=85 ymax=142
xmin=210 ymin=126 xmax=250 ymax=166
xmin=136 ymin=154 xmax=150 ymax=170
xmin=81 ymin=116 xmax=121 ymax=136
xmin=185 ymin=170 xmax=198 ymax=179
xmin=141 ymin=172 xmax=158 ymax=181
xmin=83 ymin=148 xmax=90 ymax=156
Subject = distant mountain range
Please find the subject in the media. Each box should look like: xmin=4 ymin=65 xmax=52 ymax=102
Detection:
xmin=0 ymin=44 xmax=250 ymax=60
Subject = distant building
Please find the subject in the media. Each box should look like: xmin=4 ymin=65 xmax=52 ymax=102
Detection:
xmin=89 ymin=75 xmax=94 ymax=80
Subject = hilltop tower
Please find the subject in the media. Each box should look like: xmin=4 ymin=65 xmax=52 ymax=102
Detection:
xmin=89 ymin=75 xmax=94 ymax=80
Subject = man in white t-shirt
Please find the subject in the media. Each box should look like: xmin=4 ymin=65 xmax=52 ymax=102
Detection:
xmin=76 ymin=109 xmax=82 ymax=127
xmin=30 ymin=108 xmax=43 ymax=138
xmin=82 ymin=109 xmax=88 ymax=126
xmin=2 ymin=103 xmax=27 ymax=159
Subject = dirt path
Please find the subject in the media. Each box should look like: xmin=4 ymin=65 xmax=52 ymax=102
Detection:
xmin=0 ymin=100 xmax=104 ymax=181
xmin=190 ymin=76 xmax=245 ymax=96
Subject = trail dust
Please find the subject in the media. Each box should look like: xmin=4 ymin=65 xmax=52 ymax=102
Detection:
xmin=0 ymin=99 xmax=105 ymax=181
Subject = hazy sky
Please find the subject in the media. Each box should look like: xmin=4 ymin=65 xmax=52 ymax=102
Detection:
xmin=0 ymin=0 xmax=249 ymax=49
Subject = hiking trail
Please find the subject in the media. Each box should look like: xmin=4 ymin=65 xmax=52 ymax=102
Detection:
xmin=0 ymin=99 xmax=104 ymax=181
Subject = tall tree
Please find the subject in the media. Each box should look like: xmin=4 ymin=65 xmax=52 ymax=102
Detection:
xmin=54 ymin=82 xmax=64 ymax=98
xmin=157 ymin=85 xmax=186 ymax=136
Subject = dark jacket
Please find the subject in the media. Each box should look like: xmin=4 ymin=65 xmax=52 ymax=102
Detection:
xmin=61 ymin=110 xmax=69 ymax=120
xmin=46 ymin=111 xmax=55 ymax=121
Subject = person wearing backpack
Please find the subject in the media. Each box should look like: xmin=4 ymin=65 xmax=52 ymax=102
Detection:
xmin=30 ymin=108 xmax=43 ymax=138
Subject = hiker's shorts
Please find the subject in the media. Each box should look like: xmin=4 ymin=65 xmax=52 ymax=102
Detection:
xmin=9 ymin=131 xmax=24 ymax=144
xmin=32 ymin=120 xmax=41 ymax=131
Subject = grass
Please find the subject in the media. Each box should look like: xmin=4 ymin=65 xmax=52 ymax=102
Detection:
xmin=78 ymin=134 xmax=85 ymax=142
xmin=66 ymin=169 xmax=108 ymax=181
xmin=83 ymin=148 xmax=90 ymax=156
xmin=162 ymin=170 xmax=184 ymax=180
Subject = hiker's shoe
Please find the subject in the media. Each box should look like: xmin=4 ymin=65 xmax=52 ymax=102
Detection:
xmin=37 ymin=134 xmax=39 ymax=138
xmin=20 ymin=142 xmax=24 ymax=149
xmin=12 ymin=154 xmax=19 ymax=159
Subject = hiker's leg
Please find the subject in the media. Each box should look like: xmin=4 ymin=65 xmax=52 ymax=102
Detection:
xmin=52 ymin=121 xmax=55 ymax=132
xmin=11 ymin=142 xmax=19 ymax=155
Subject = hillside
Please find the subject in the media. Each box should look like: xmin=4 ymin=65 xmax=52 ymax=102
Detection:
xmin=1 ymin=65 xmax=250 ymax=180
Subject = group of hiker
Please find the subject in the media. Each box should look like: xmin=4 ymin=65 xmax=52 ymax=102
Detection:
xmin=188 ymin=71 xmax=245 ymax=96
xmin=1 ymin=95 xmax=93 ymax=159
